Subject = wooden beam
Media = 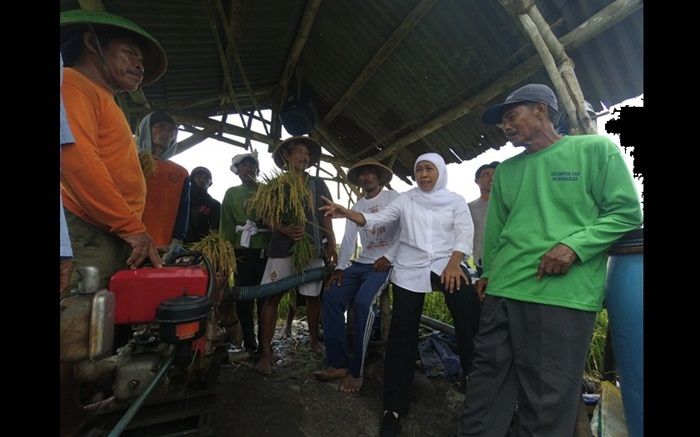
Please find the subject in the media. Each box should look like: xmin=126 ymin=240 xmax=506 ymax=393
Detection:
xmin=332 ymin=164 xmax=362 ymax=198
xmin=372 ymin=0 xmax=642 ymax=162
xmin=271 ymin=0 xmax=323 ymax=138
xmin=559 ymin=0 xmax=642 ymax=50
xmin=157 ymin=112 xmax=277 ymax=146
xmin=178 ymin=125 xmax=248 ymax=152
xmin=322 ymin=0 xmax=438 ymax=125
xmin=174 ymin=126 xmax=211 ymax=153
xmin=313 ymin=123 xmax=350 ymax=159
xmin=166 ymin=88 xmax=273 ymax=112
xmin=214 ymin=0 xmax=269 ymax=135
xmin=204 ymin=0 xmax=249 ymax=130
xmin=320 ymin=153 xmax=351 ymax=168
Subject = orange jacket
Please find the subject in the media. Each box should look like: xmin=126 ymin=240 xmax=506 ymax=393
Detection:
xmin=60 ymin=68 xmax=147 ymax=237
xmin=142 ymin=159 xmax=189 ymax=246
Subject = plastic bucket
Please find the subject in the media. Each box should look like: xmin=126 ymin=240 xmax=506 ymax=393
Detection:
xmin=604 ymin=228 xmax=643 ymax=437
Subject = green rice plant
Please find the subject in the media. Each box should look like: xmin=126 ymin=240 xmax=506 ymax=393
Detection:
xmin=292 ymin=236 xmax=315 ymax=271
xmin=586 ymin=309 xmax=609 ymax=379
xmin=277 ymin=290 xmax=292 ymax=319
xmin=423 ymin=291 xmax=453 ymax=324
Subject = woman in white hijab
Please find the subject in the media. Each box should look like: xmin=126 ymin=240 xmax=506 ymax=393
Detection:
xmin=321 ymin=153 xmax=481 ymax=436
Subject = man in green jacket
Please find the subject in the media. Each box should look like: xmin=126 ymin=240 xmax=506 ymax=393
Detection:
xmin=220 ymin=151 xmax=270 ymax=353
xmin=457 ymin=84 xmax=642 ymax=436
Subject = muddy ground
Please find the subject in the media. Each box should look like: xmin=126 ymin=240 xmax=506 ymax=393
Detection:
xmin=210 ymin=320 xmax=465 ymax=437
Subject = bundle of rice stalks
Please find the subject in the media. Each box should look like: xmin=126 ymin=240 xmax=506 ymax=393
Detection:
xmin=188 ymin=231 xmax=237 ymax=287
xmin=247 ymin=169 xmax=316 ymax=270
xmin=246 ymin=169 xmax=311 ymax=229
xmin=138 ymin=150 xmax=157 ymax=178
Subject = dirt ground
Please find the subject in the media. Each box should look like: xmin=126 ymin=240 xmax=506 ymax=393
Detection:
xmin=211 ymin=320 xmax=466 ymax=437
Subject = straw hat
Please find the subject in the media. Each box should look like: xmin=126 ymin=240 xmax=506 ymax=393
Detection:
xmin=272 ymin=136 xmax=322 ymax=169
xmin=60 ymin=9 xmax=167 ymax=86
xmin=347 ymin=158 xmax=393 ymax=187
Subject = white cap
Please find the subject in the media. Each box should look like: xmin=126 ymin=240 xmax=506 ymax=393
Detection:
xmin=230 ymin=151 xmax=259 ymax=174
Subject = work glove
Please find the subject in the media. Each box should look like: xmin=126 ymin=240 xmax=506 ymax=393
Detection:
xmin=163 ymin=238 xmax=184 ymax=264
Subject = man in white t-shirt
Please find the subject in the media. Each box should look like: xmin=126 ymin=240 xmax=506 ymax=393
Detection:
xmin=467 ymin=161 xmax=499 ymax=277
xmin=314 ymin=158 xmax=399 ymax=392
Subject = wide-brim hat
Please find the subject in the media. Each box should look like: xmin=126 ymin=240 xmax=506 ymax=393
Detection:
xmin=272 ymin=136 xmax=322 ymax=169
xmin=347 ymin=158 xmax=393 ymax=187
xmin=60 ymin=9 xmax=167 ymax=87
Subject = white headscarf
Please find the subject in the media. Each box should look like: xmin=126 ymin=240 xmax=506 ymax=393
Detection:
xmin=406 ymin=152 xmax=463 ymax=210
xmin=136 ymin=112 xmax=178 ymax=159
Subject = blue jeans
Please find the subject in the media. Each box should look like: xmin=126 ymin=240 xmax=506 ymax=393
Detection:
xmin=323 ymin=262 xmax=391 ymax=377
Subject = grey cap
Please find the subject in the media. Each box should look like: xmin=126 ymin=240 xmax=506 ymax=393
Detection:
xmin=482 ymin=84 xmax=558 ymax=125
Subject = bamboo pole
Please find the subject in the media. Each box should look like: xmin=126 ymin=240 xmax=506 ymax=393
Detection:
xmin=516 ymin=13 xmax=579 ymax=133
xmin=520 ymin=3 xmax=597 ymax=134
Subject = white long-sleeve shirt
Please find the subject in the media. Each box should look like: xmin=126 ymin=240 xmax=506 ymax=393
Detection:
xmin=363 ymin=193 xmax=473 ymax=293
xmin=336 ymin=189 xmax=400 ymax=270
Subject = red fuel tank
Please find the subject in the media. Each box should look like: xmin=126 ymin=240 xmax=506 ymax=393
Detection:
xmin=109 ymin=266 xmax=209 ymax=325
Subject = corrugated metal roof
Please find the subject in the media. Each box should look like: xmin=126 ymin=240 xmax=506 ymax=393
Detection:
xmin=60 ymin=0 xmax=642 ymax=180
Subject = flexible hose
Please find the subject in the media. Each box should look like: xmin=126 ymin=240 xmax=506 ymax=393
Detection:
xmin=223 ymin=267 xmax=328 ymax=302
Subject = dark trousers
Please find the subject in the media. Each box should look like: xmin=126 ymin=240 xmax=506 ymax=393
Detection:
xmin=323 ymin=262 xmax=391 ymax=377
xmin=456 ymin=296 xmax=596 ymax=437
xmin=235 ymin=249 xmax=267 ymax=350
xmin=383 ymin=268 xmax=481 ymax=414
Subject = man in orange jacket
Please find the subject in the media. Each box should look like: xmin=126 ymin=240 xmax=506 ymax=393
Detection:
xmin=60 ymin=10 xmax=167 ymax=289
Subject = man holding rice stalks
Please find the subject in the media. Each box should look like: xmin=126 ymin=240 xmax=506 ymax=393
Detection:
xmin=249 ymin=136 xmax=337 ymax=374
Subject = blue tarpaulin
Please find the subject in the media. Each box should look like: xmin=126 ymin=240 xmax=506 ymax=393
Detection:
xmin=418 ymin=331 xmax=461 ymax=380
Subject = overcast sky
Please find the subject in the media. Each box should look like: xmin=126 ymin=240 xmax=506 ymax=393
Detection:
xmin=171 ymin=96 xmax=643 ymax=243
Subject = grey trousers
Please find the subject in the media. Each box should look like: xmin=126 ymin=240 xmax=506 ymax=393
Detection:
xmin=65 ymin=210 xmax=131 ymax=290
xmin=457 ymin=296 xmax=596 ymax=437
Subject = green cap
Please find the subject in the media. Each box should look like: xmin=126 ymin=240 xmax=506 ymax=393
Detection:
xmin=60 ymin=9 xmax=167 ymax=86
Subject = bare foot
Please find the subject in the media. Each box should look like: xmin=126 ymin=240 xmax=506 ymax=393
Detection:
xmin=254 ymin=354 xmax=274 ymax=375
xmin=339 ymin=374 xmax=363 ymax=393
xmin=313 ymin=367 xmax=348 ymax=381
xmin=309 ymin=341 xmax=324 ymax=355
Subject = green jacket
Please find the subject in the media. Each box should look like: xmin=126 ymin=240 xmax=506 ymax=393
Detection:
xmin=220 ymin=185 xmax=270 ymax=250
xmin=483 ymin=135 xmax=642 ymax=311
